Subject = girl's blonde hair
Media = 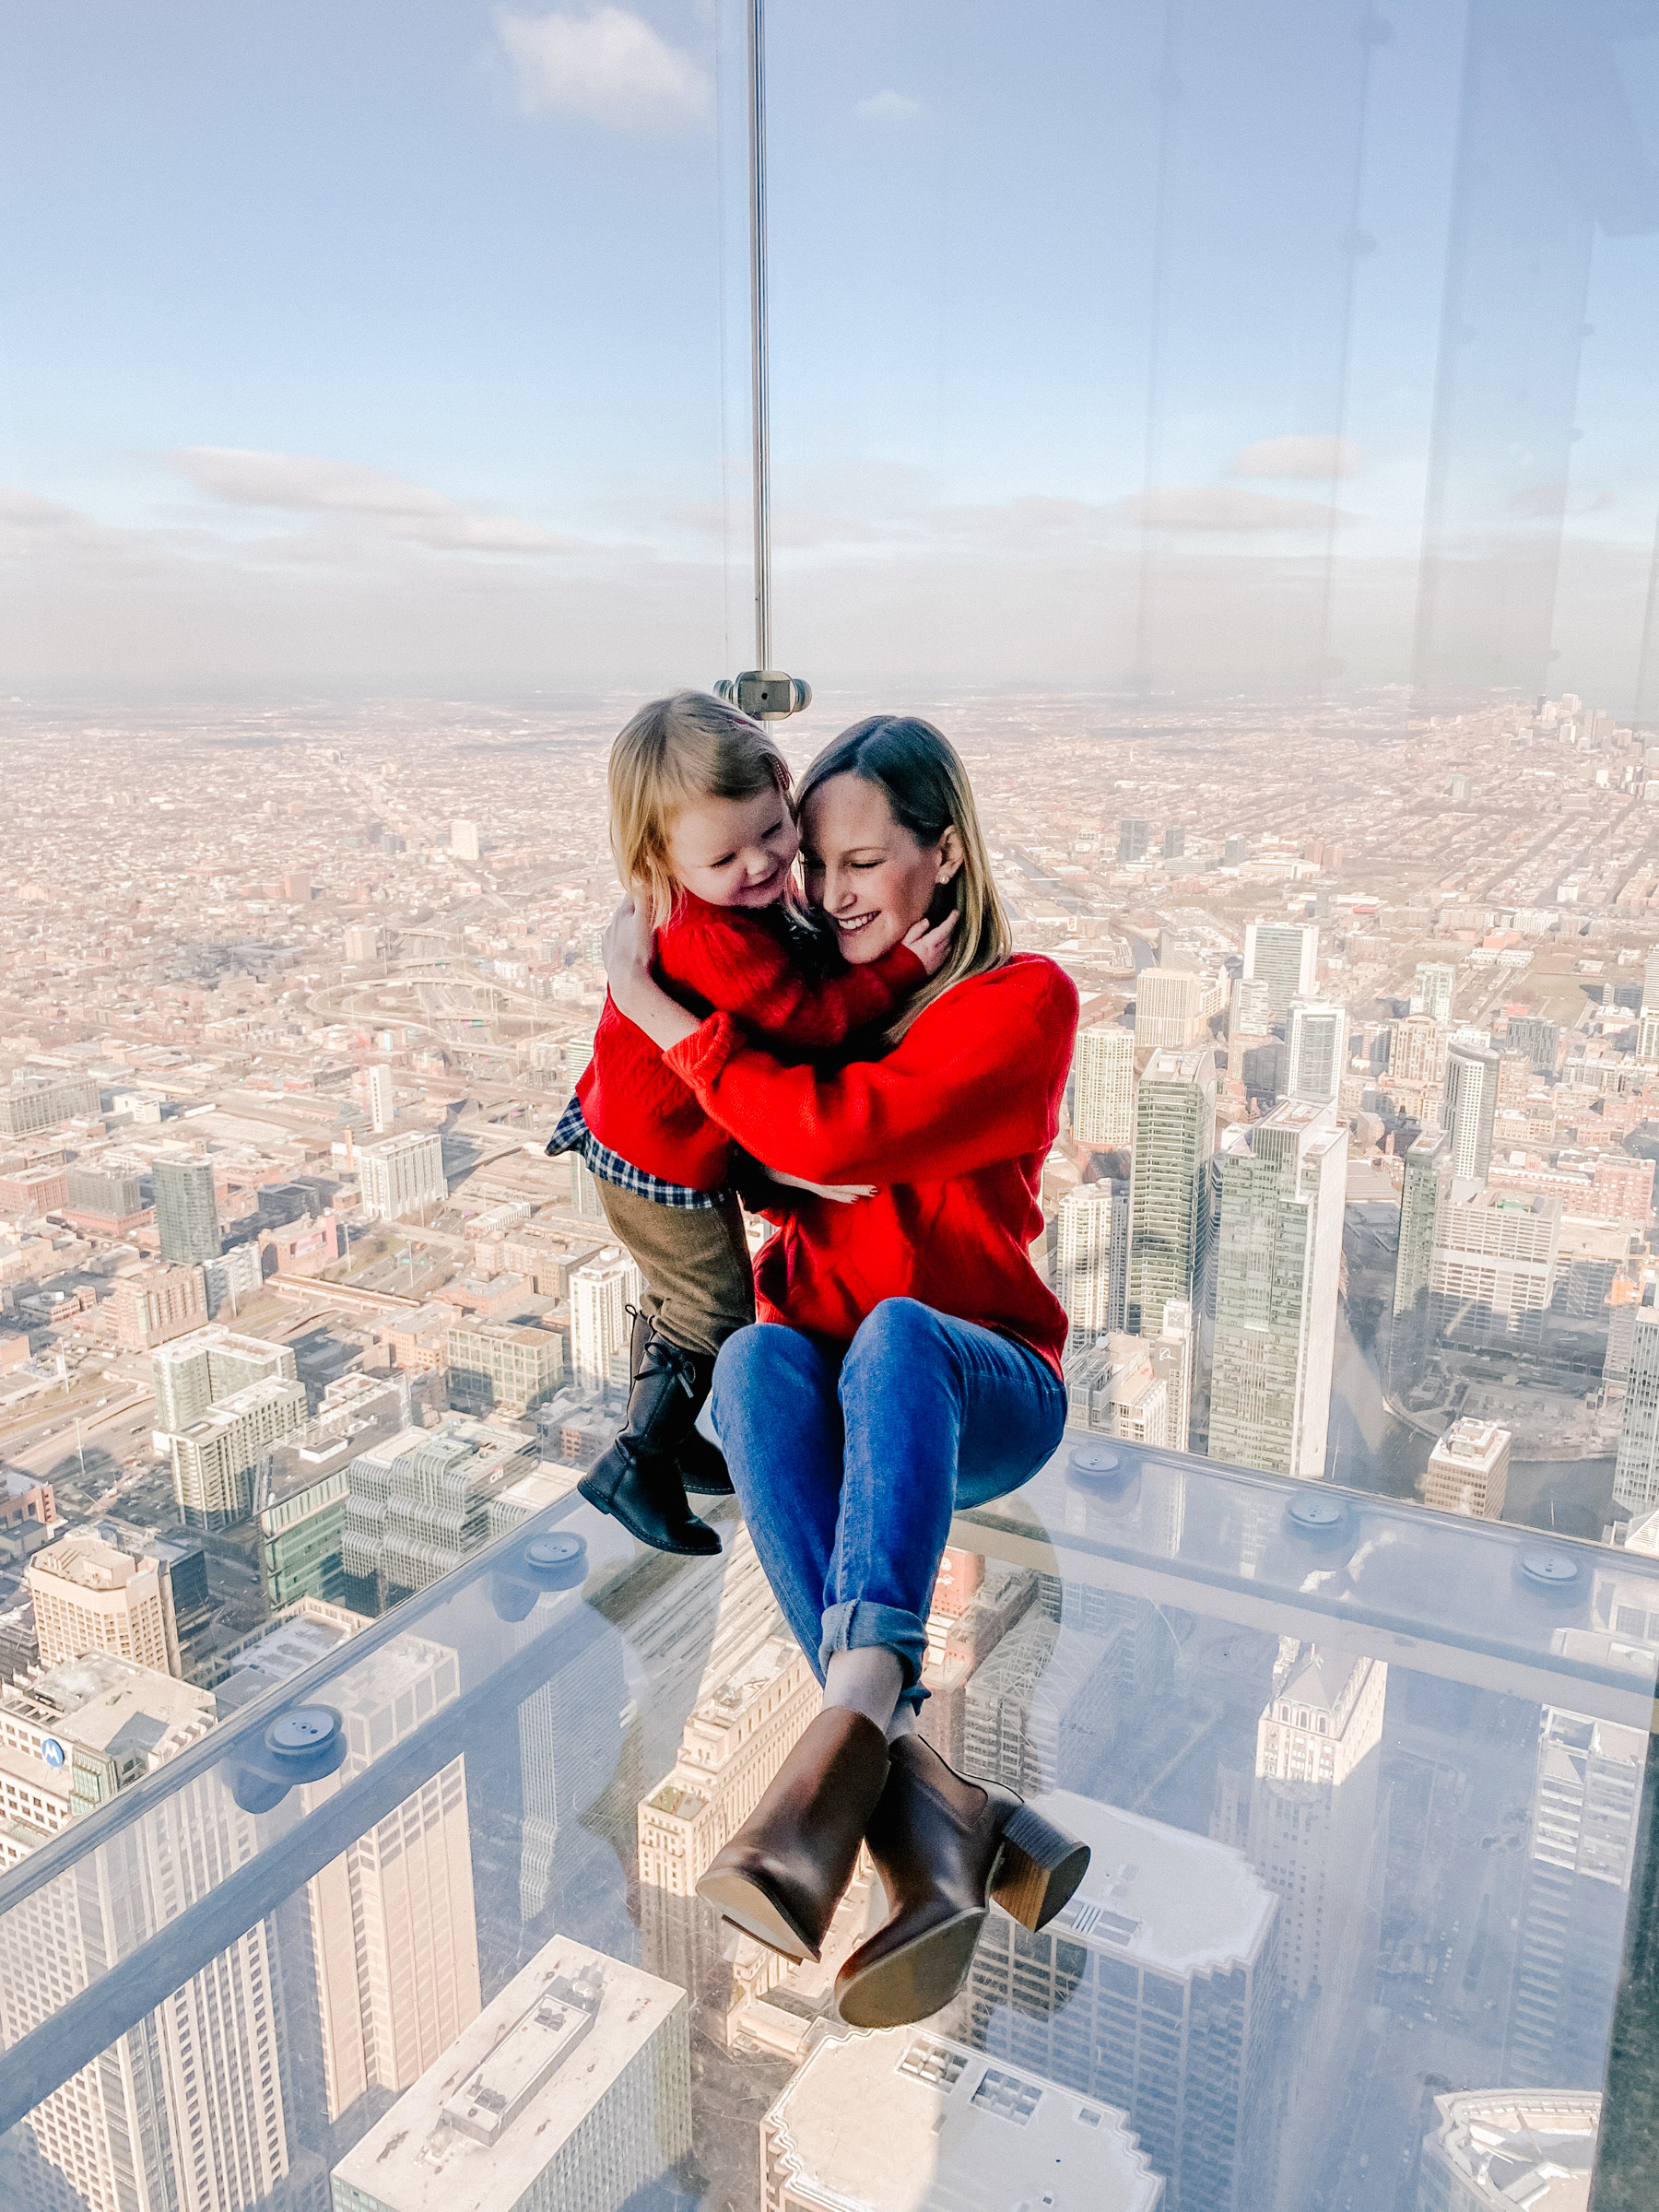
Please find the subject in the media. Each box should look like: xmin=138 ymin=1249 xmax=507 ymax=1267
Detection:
xmin=795 ymin=714 xmax=1011 ymax=1037
xmin=609 ymin=690 xmax=792 ymax=925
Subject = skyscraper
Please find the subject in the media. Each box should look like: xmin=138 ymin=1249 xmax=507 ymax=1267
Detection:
xmin=1411 ymin=960 xmax=1456 ymax=1021
xmin=1065 ymin=1304 xmax=1192 ymax=1452
xmin=1163 ymin=823 xmax=1185 ymax=860
xmin=1285 ymin=1000 xmax=1348 ymax=1105
xmin=1507 ymin=1014 xmax=1561 ymax=1077
xmin=1071 ymin=1023 xmax=1135 ymax=1150
xmin=1444 ymin=1038 xmax=1500 ymax=1182
xmin=27 ymin=1528 xmax=182 ymax=1673
xmin=1418 ymin=2091 xmax=1600 ymax=2212
xmin=1126 ymin=1048 xmax=1216 ymax=1336
xmin=152 ymin=1156 xmax=221 ymax=1265
xmin=1424 ymin=1417 xmax=1512 ymax=1517
xmin=1242 ymin=920 xmax=1318 ymax=1013
xmin=1388 ymin=1012 xmax=1450 ymax=1088
xmin=1118 ymin=816 xmax=1149 ymax=862
xmin=571 ymin=1245 xmax=643 ymax=1392
xmin=1056 ymin=1180 xmax=1129 ymax=1343
xmin=153 ymin=1323 xmax=298 ymax=1430
xmin=1614 ymin=1304 xmax=1659 ymax=1514
xmin=164 ymin=1373 xmax=309 ymax=1528
xmin=1207 ymin=1100 xmax=1347 ymax=1480
xmin=1505 ymin=1708 xmax=1644 ymax=2087
xmin=331 ymin=1937 xmax=691 ymax=2212
xmin=450 ymin=818 xmax=480 ymax=861
xmin=1431 ymin=1186 xmax=1560 ymax=1349
xmin=340 ymin=1418 xmax=537 ymax=1611
xmin=1390 ymin=1130 xmax=1450 ymax=1397
xmin=1230 ymin=975 xmax=1272 ymax=1038
xmin=368 ymin=1061 xmax=395 ymax=1132
xmin=358 ymin=1130 xmax=447 ymax=1222
xmin=947 ymin=1791 xmax=1277 ymax=2212
xmin=1135 ymin=967 xmax=1205 ymax=1050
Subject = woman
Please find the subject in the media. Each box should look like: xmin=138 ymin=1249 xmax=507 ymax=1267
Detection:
xmin=602 ymin=713 xmax=1089 ymax=2030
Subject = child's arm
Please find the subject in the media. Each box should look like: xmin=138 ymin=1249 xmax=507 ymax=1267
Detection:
xmin=660 ymin=911 xmax=928 ymax=1053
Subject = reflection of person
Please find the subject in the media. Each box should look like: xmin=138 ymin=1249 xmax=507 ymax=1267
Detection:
xmin=602 ymin=713 xmax=1091 ymax=2030
xmin=549 ymin=691 xmax=950 ymax=1558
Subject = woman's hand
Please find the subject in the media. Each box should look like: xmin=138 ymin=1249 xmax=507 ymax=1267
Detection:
xmin=601 ymin=898 xmax=700 ymax=1050
xmin=902 ymin=910 xmax=958 ymax=978
xmin=764 ymin=1165 xmax=877 ymax=1206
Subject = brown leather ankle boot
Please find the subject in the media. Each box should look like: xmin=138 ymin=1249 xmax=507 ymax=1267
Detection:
xmin=696 ymin=1709 xmax=889 ymax=1961
xmin=834 ymin=1735 xmax=1090 ymax=2030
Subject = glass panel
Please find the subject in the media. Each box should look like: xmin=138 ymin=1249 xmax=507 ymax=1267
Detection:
xmin=0 ymin=1456 xmax=1653 ymax=2211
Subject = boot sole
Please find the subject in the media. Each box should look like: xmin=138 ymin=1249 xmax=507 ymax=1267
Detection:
xmin=696 ymin=1868 xmax=818 ymax=1962
xmin=576 ymin=1474 xmax=720 ymax=1556
xmin=988 ymin=1803 xmax=1091 ymax=1932
xmin=836 ymin=1907 xmax=987 ymax=2030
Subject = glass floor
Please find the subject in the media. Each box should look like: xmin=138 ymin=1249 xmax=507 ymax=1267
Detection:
xmin=1 ymin=1436 xmax=1655 ymax=2212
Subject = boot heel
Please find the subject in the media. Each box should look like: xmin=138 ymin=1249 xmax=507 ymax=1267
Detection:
xmin=990 ymin=1802 xmax=1090 ymax=1933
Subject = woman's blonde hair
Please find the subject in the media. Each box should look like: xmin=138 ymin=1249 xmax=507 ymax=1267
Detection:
xmin=608 ymin=690 xmax=792 ymax=926
xmin=795 ymin=714 xmax=1011 ymax=1036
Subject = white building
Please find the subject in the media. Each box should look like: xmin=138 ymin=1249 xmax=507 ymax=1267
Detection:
xmin=1056 ymin=1180 xmax=1129 ymax=1343
xmin=1207 ymin=1099 xmax=1347 ymax=1480
xmin=1286 ymin=999 xmax=1348 ymax=1106
xmin=152 ymin=1323 xmax=298 ymax=1430
xmin=1431 ymin=1185 xmax=1559 ymax=1349
xmin=1424 ymin=1417 xmax=1512 ymax=1518
xmin=27 ymin=1529 xmax=181 ymax=1675
xmin=760 ymin=2026 xmax=1163 ymax=2212
xmin=166 ymin=1373 xmax=309 ymax=1529
xmin=450 ymin=818 xmax=480 ymax=862
xmin=1411 ymin=960 xmax=1456 ymax=1022
xmin=1418 ymin=2090 xmax=1599 ymax=2212
xmin=358 ymin=1130 xmax=447 ymax=1223
xmin=1126 ymin=1047 xmax=1216 ymax=1337
xmin=330 ymin=1937 xmax=690 ymax=2212
xmin=1065 ymin=1303 xmax=1192 ymax=1452
xmin=570 ymin=1245 xmax=643 ymax=1393
xmin=1444 ymin=1039 xmax=1500 ymax=1182
xmin=1615 ymin=1303 xmax=1659 ymax=1514
xmin=368 ymin=1062 xmax=395 ymax=1133
xmin=1072 ymin=1023 xmax=1135 ymax=1150
xmin=1242 ymin=919 xmax=1317 ymax=1012
xmin=1135 ymin=966 xmax=1205 ymax=1051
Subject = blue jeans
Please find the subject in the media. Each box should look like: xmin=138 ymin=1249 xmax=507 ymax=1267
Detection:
xmin=711 ymin=1299 xmax=1067 ymax=1710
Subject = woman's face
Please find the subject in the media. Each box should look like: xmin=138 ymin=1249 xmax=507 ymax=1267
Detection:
xmin=799 ymin=772 xmax=962 ymax=966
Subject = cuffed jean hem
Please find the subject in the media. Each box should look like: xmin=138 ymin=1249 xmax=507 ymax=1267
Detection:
xmin=819 ymin=1597 xmax=930 ymax=1710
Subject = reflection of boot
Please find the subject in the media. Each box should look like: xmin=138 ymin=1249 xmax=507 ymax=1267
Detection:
xmin=697 ymin=1710 xmax=889 ymax=1960
xmin=835 ymin=1735 xmax=1090 ymax=2030
xmin=578 ymin=1319 xmax=720 ymax=1556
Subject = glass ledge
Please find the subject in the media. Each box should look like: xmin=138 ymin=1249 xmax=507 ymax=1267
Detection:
xmin=0 ymin=1437 xmax=1654 ymax=2212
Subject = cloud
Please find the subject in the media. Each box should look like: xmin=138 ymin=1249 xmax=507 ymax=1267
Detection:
xmin=1111 ymin=485 xmax=1350 ymax=532
xmin=496 ymin=7 xmax=712 ymax=135
xmin=171 ymin=447 xmax=589 ymax=556
xmin=1227 ymin=433 xmax=1365 ymax=479
xmin=855 ymin=89 xmax=922 ymax=122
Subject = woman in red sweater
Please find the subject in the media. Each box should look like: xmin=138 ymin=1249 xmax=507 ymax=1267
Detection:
xmin=602 ymin=714 xmax=1090 ymax=2032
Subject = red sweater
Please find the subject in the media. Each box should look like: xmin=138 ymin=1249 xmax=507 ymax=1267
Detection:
xmin=664 ymin=954 xmax=1078 ymax=1376
xmin=577 ymin=893 xmax=924 ymax=1189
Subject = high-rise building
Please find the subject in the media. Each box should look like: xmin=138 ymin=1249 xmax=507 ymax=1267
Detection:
xmin=760 ymin=2027 xmax=1164 ymax=2212
xmin=1506 ymin=1708 xmax=1644 ymax=2087
xmin=1614 ymin=1304 xmax=1659 ymax=1514
xmin=204 ymin=1238 xmax=263 ymax=1318
xmin=1506 ymin=1014 xmax=1561 ymax=1077
xmin=1230 ymin=975 xmax=1273 ymax=1038
xmin=1071 ymin=1023 xmax=1135 ymax=1150
xmin=165 ymin=1374 xmax=309 ymax=1529
xmin=1207 ymin=1100 xmax=1347 ymax=1480
xmin=27 ymin=1529 xmax=182 ymax=1674
xmin=152 ymin=1156 xmax=221 ymax=1265
xmin=1390 ymin=1131 xmax=1450 ymax=1397
xmin=1065 ymin=1304 xmax=1192 ymax=1452
xmin=0 ymin=1073 xmax=100 ymax=1136
xmin=62 ymin=1163 xmax=148 ymax=1234
xmin=571 ymin=1245 xmax=643 ymax=1392
xmin=358 ymin=1130 xmax=447 ymax=1223
xmin=302 ymin=1631 xmax=483 ymax=2120
xmin=449 ymin=817 xmax=481 ymax=862
xmin=1285 ymin=1000 xmax=1348 ymax=1105
xmin=1411 ymin=961 xmax=1457 ymax=1021
xmin=1056 ymin=1181 xmax=1129 ymax=1343
xmin=340 ymin=1417 xmax=536 ymax=1612
xmin=331 ymin=1937 xmax=691 ymax=2212
xmin=1126 ymin=1048 xmax=1216 ymax=1336
xmin=1417 ymin=2090 xmax=1600 ymax=2212
xmin=1639 ymin=1009 xmax=1659 ymax=1066
xmin=1119 ymin=816 xmax=1149 ymax=863
xmin=445 ymin=1319 xmax=563 ymax=1416
xmin=152 ymin=1322 xmax=298 ymax=1429
xmin=368 ymin=1061 xmax=395 ymax=1132
xmin=1224 ymin=834 xmax=1247 ymax=865
xmin=947 ymin=1791 xmax=1277 ymax=2212
xmin=1388 ymin=1012 xmax=1450 ymax=1089
xmin=1444 ymin=1039 xmax=1500 ymax=1182
xmin=963 ymin=1612 xmax=1130 ymax=1795
xmin=1163 ymin=824 xmax=1185 ymax=861
xmin=1135 ymin=966 xmax=1206 ymax=1050
xmin=1242 ymin=920 xmax=1317 ymax=1013
xmin=1431 ymin=1186 xmax=1560 ymax=1349
xmin=110 ymin=1259 xmax=208 ymax=1349
xmin=0 ymin=1652 xmax=215 ymax=1858
xmin=1643 ymin=947 xmax=1659 ymax=1015
xmin=1424 ymin=1417 xmax=1512 ymax=1517
xmin=344 ymin=923 xmax=380 ymax=963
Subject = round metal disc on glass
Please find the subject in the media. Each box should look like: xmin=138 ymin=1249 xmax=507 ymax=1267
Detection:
xmin=526 ymin=1535 xmax=583 ymax=1570
xmin=1519 ymin=1549 xmax=1580 ymax=1590
xmin=266 ymin=1708 xmax=339 ymax=1758
xmin=1069 ymin=1444 xmax=1122 ymax=1479
xmin=1287 ymin=1495 xmax=1347 ymax=1533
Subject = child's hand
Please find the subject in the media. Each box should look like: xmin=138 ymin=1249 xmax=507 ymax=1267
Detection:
xmin=902 ymin=911 xmax=959 ymax=977
xmin=766 ymin=1166 xmax=877 ymax=1205
xmin=602 ymin=897 xmax=655 ymax=1000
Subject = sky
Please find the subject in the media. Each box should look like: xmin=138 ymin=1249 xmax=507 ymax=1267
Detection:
xmin=1 ymin=0 xmax=1656 ymax=709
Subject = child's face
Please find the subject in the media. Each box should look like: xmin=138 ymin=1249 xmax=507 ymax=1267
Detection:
xmin=666 ymin=785 xmax=801 ymax=910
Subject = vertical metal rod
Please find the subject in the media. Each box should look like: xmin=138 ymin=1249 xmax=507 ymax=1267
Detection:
xmin=747 ymin=0 xmax=771 ymax=673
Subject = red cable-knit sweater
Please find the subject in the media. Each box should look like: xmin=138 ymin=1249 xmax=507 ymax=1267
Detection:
xmin=663 ymin=953 xmax=1078 ymax=1376
xmin=576 ymin=891 xmax=924 ymax=1189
